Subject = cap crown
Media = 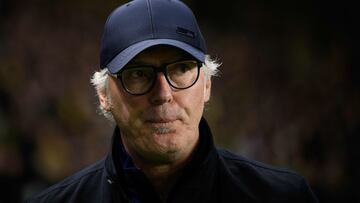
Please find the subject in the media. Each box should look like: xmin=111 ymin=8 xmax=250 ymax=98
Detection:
xmin=100 ymin=0 xmax=206 ymax=69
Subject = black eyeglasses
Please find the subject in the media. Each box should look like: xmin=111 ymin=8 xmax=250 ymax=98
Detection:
xmin=110 ymin=60 xmax=202 ymax=95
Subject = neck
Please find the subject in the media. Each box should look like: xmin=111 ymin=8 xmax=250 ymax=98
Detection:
xmin=121 ymin=136 xmax=199 ymax=196
xmin=140 ymin=162 xmax=183 ymax=197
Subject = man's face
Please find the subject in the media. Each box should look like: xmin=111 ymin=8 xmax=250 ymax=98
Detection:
xmin=103 ymin=46 xmax=211 ymax=165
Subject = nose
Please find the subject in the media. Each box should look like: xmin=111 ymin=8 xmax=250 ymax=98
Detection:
xmin=149 ymin=73 xmax=173 ymax=105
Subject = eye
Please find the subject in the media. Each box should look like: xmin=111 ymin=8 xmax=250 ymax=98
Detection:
xmin=177 ymin=63 xmax=191 ymax=73
xmin=130 ymin=69 xmax=146 ymax=78
xmin=169 ymin=61 xmax=196 ymax=75
xmin=128 ymin=68 xmax=152 ymax=78
xmin=122 ymin=67 xmax=153 ymax=82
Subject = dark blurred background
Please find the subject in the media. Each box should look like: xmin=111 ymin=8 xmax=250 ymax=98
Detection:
xmin=0 ymin=0 xmax=358 ymax=202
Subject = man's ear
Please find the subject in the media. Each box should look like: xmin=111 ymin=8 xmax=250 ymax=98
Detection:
xmin=98 ymin=89 xmax=111 ymax=112
xmin=204 ymin=78 xmax=211 ymax=102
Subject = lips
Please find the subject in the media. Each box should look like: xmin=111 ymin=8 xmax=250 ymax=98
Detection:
xmin=142 ymin=107 xmax=181 ymax=124
xmin=145 ymin=118 xmax=178 ymax=124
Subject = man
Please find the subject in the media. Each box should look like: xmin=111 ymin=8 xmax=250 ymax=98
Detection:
xmin=27 ymin=0 xmax=319 ymax=202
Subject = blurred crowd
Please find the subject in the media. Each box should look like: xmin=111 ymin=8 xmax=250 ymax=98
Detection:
xmin=0 ymin=0 xmax=358 ymax=202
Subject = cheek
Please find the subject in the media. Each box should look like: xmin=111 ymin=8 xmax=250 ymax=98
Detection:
xmin=108 ymin=79 xmax=140 ymax=124
xmin=204 ymin=79 xmax=211 ymax=102
xmin=177 ymin=79 xmax=206 ymax=120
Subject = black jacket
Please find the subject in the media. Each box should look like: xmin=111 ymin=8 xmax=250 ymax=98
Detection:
xmin=26 ymin=118 xmax=318 ymax=203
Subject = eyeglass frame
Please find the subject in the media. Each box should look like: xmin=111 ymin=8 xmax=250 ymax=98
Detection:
xmin=108 ymin=59 xmax=203 ymax=96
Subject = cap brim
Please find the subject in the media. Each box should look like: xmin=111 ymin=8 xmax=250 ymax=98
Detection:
xmin=106 ymin=39 xmax=205 ymax=74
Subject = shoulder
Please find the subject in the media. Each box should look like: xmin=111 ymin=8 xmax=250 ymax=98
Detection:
xmin=218 ymin=149 xmax=303 ymax=182
xmin=26 ymin=158 xmax=107 ymax=203
xmin=216 ymin=149 xmax=318 ymax=202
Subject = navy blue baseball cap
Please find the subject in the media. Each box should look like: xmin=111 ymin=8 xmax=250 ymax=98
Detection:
xmin=100 ymin=0 xmax=207 ymax=74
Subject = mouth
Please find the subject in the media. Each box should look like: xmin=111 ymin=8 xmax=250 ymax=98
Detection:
xmin=144 ymin=118 xmax=178 ymax=135
xmin=145 ymin=118 xmax=178 ymax=126
xmin=147 ymin=118 xmax=177 ymax=123
xmin=142 ymin=107 xmax=181 ymax=127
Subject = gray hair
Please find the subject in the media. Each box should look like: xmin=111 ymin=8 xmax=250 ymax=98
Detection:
xmin=90 ymin=55 xmax=221 ymax=121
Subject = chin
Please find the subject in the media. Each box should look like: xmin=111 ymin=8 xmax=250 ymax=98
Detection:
xmin=150 ymin=132 xmax=183 ymax=151
xmin=151 ymin=126 xmax=175 ymax=134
